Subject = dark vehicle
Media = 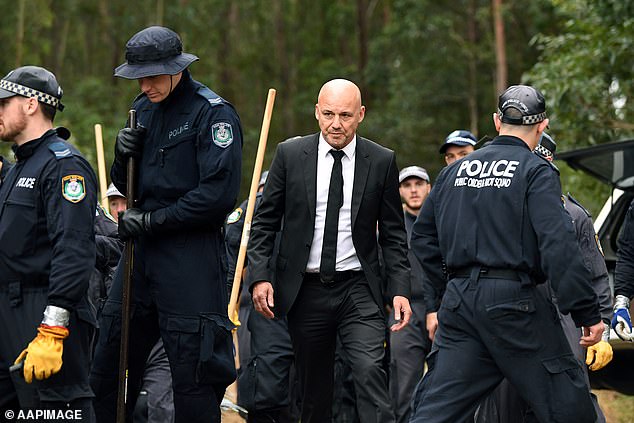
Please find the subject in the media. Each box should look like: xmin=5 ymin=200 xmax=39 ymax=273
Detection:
xmin=557 ymin=139 xmax=634 ymax=395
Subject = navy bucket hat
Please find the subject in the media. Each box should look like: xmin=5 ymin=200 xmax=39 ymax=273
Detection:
xmin=114 ymin=26 xmax=199 ymax=79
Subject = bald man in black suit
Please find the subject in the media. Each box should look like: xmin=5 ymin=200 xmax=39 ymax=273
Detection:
xmin=248 ymin=79 xmax=411 ymax=423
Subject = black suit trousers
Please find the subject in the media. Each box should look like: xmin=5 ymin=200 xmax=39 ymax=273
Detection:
xmin=287 ymin=274 xmax=394 ymax=423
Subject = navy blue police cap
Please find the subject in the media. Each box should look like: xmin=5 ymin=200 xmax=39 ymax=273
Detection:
xmin=0 ymin=66 xmax=64 ymax=111
xmin=497 ymin=85 xmax=546 ymax=125
xmin=439 ymin=130 xmax=477 ymax=154
xmin=114 ymin=26 xmax=199 ymax=79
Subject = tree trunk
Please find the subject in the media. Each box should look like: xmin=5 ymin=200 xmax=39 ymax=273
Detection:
xmin=492 ymin=0 xmax=507 ymax=95
xmin=467 ymin=0 xmax=479 ymax=136
xmin=356 ymin=0 xmax=369 ymax=92
xmin=15 ymin=0 xmax=25 ymax=67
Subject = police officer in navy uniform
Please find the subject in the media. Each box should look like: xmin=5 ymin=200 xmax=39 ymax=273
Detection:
xmin=90 ymin=26 xmax=243 ymax=423
xmin=409 ymin=85 xmax=604 ymax=423
xmin=0 ymin=66 xmax=97 ymax=419
xmin=474 ymin=133 xmax=613 ymax=423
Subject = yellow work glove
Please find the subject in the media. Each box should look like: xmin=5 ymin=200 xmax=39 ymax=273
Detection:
xmin=585 ymin=323 xmax=613 ymax=371
xmin=14 ymin=324 xmax=69 ymax=383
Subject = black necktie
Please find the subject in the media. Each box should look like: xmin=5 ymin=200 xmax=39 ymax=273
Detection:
xmin=320 ymin=149 xmax=345 ymax=283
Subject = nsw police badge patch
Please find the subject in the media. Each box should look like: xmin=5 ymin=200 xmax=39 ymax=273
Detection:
xmin=62 ymin=175 xmax=86 ymax=203
xmin=227 ymin=207 xmax=243 ymax=224
xmin=212 ymin=122 xmax=233 ymax=148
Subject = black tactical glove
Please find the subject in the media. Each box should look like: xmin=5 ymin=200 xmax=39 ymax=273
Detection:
xmin=118 ymin=208 xmax=152 ymax=240
xmin=115 ymin=127 xmax=146 ymax=160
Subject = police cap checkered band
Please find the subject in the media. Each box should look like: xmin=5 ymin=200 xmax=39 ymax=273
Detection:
xmin=497 ymin=109 xmax=547 ymax=125
xmin=534 ymin=143 xmax=552 ymax=160
xmin=0 ymin=79 xmax=63 ymax=110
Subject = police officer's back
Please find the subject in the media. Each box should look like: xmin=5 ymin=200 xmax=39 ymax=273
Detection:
xmin=409 ymin=85 xmax=604 ymax=423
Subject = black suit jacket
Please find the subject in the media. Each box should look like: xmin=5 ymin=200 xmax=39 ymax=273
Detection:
xmin=248 ymin=133 xmax=410 ymax=316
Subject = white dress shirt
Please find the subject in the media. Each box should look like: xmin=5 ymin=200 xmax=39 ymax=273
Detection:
xmin=306 ymin=134 xmax=362 ymax=272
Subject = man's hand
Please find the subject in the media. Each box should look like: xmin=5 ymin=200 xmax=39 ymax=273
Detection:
xmin=580 ymin=320 xmax=606 ymax=347
xmin=252 ymin=281 xmax=275 ymax=319
xmin=426 ymin=312 xmax=439 ymax=341
xmin=390 ymin=296 xmax=411 ymax=332
xmin=115 ymin=127 xmax=146 ymax=159
xmin=14 ymin=325 xmax=69 ymax=383
xmin=118 ymin=208 xmax=152 ymax=240
xmin=612 ymin=295 xmax=634 ymax=341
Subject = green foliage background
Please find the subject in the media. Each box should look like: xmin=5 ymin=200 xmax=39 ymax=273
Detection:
xmin=0 ymin=0 xmax=631 ymax=216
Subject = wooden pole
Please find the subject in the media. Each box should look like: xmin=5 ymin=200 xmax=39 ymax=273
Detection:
xmin=223 ymin=89 xmax=276 ymax=412
xmin=227 ymin=88 xmax=276 ymax=322
xmin=94 ymin=124 xmax=109 ymax=212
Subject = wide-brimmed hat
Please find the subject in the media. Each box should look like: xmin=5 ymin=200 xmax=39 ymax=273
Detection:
xmin=0 ymin=66 xmax=64 ymax=111
xmin=114 ymin=26 xmax=199 ymax=79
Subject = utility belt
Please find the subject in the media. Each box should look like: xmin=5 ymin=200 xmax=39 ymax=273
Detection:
xmin=448 ymin=265 xmax=527 ymax=282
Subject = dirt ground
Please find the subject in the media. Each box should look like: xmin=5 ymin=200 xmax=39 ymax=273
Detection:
xmin=594 ymin=390 xmax=634 ymax=423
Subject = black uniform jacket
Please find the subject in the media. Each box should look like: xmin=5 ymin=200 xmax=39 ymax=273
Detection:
xmin=111 ymin=69 xmax=242 ymax=234
xmin=411 ymin=135 xmax=600 ymax=328
xmin=0 ymin=128 xmax=97 ymax=311
xmin=248 ymin=133 xmax=410 ymax=316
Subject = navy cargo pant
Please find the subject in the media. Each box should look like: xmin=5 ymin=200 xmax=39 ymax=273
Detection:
xmin=238 ymin=308 xmax=299 ymax=422
xmin=409 ymin=267 xmax=597 ymax=423
xmin=90 ymin=232 xmax=235 ymax=423
xmin=0 ymin=285 xmax=95 ymax=421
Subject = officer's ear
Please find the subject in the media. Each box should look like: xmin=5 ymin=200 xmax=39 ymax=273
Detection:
xmin=22 ymin=96 xmax=39 ymax=116
xmin=493 ymin=112 xmax=502 ymax=131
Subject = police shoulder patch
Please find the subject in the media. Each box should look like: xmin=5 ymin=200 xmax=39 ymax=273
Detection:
xmin=212 ymin=122 xmax=234 ymax=148
xmin=226 ymin=207 xmax=243 ymax=224
xmin=62 ymin=175 xmax=86 ymax=203
xmin=48 ymin=142 xmax=72 ymax=160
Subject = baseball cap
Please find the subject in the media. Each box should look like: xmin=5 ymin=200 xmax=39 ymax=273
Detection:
xmin=497 ymin=85 xmax=546 ymax=125
xmin=106 ymin=183 xmax=125 ymax=198
xmin=114 ymin=26 xmax=199 ymax=79
xmin=439 ymin=130 xmax=477 ymax=154
xmin=399 ymin=166 xmax=430 ymax=184
xmin=535 ymin=132 xmax=556 ymax=161
xmin=0 ymin=66 xmax=64 ymax=111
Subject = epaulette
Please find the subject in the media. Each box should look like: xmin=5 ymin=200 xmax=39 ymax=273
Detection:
xmin=196 ymin=86 xmax=225 ymax=107
xmin=48 ymin=141 xmax=73 ymax=160
xmin=536 ymin=154 xmax=559 ymax=174
xmin=567 ymin=193 xmax=591 ymax=218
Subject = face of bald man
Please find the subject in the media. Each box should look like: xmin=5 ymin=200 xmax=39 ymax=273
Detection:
xmin=315 ymin=79 xmax=365 ymax=150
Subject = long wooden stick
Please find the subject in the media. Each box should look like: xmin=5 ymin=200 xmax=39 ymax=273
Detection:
xmin=94 ymin=123 xmax=109 ymax=213
xmin=228 ymin=88 xmax=276 ymax=322
xmin=117 ymin=110 xmax=136 ymax=423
